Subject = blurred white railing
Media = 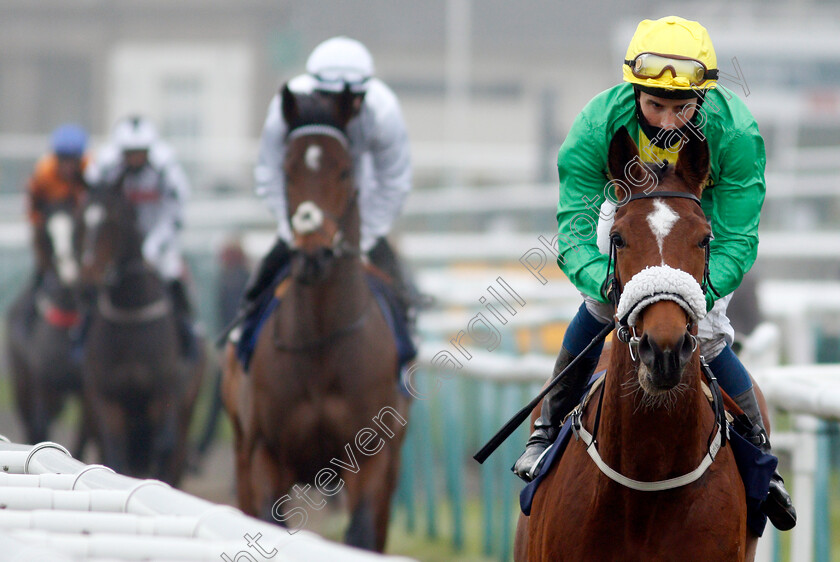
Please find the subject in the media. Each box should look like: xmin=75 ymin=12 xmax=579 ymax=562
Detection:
xmin=0 ymin=439 xmax=415 ymax=562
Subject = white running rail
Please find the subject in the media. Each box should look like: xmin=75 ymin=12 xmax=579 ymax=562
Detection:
xmin=0 ymin=438 xmax=416 ymax=562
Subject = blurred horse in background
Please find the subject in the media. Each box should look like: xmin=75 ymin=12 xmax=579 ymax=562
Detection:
xmin=222 ymin=85 xmax=410 ymax=551
xmin=6 ymin=199 xmax=84 ymax=446
xmin=80 ymin=184 xmax=203 ymax=484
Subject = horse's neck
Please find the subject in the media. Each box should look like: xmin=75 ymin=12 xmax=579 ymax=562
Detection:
xmin=597 ymin=344 xmax=712 ymax=478
xmin=107 ymin=261 xmax=165 ymax=309
xmin=290 ymin=256 xmax=368 ymax=331
xmin=38 ymin=273 xmax=77 ymax=310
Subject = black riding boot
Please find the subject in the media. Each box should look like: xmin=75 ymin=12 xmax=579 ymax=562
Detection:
xmin=242 ymin=239 xmax=291 ymax=306
xmin=733 ymin=387 xmax=797 ymax=531
xmin=169 ymin=279 xmax=198 ymax=360
xmin=512 ymin=347 xmax=600 ymax=482
xmin=368 ymin=237 xmax=425 ymax=325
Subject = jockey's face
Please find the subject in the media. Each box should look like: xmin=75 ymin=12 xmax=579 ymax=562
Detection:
xmin=638 ymin=92 xmax=698 ymax=130
xmin=123 ymin=149 xmax=149 ymax=171
xmin=56 ymin=156 xmax=82 ymax=182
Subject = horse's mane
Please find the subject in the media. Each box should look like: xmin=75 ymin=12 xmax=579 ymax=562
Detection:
xmin=632 ymin=158 xmax=699 ymax=197
xmin=647 ymin=159 xmax=671 ymax=183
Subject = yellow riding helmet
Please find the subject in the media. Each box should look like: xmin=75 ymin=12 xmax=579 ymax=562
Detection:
xmin=623 ymin=16 xmax=718 ymax=92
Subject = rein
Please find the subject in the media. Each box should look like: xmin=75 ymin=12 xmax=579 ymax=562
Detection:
xmin=273 ymin=300 xmax=371 ymax=352
xmin=96 ymin=260 xmax=171 ymax=324
xmin=97 ymin=292 xmax=171 ymax=324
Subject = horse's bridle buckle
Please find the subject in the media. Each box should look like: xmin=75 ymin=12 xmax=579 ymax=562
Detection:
xmin=570 ymin=409 xmax=582 ymax=441
xmin=617 ymin=324 xmax=641 ymax=362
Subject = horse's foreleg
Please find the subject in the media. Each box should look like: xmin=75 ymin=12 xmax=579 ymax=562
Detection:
xmin=745 ymin=531 xmax=758 ymax=562
xmin=150 ymin=399 xmax=180 ymax=485
xmin=72 ymin=406 xmax=90 ymax=461
xmin=343 ymin=445 xmax=399 ymax=552
xmin=250 ymin=440 xmax=295 ymax=524
xmin=230 ymin=421 xmax=258 ymax=516
xmin=90 ymin=395 xmax=129 ymax=473
xmin=513 ymin=513 xmax=529 ymax=562
xmin=26 ymin=374 xmax=50 ymax=444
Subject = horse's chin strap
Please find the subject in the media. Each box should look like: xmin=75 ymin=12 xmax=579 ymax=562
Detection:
xmin=570 ymin=354 xmax=728 ymax=492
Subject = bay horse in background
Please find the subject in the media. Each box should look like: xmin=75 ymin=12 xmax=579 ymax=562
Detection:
xmin=6 ymin=199 xmax=84 ymax=446
xmin=80 ymin=185 xmax=203 ymax=485
xmin=222 ymin=85 xmax=410 ymax=552
xmin=516 ymin=128 xmax=768 ymax=561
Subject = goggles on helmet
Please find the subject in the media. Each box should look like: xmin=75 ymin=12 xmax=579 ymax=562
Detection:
xmin=625 ymin=52 xmax=718 ymax=86
xmin=312 ymin=69 xmax=370 ymax=94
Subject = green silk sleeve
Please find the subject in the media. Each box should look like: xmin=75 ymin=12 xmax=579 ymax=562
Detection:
xmin=703 ymin=126 xmax=766 ymax=310
xmin=556 ymin=113 xmax=611 ymax=303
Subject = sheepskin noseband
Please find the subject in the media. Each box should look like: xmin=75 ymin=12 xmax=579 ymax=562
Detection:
xmin=615 ymin=265 xmax=706 ymax=327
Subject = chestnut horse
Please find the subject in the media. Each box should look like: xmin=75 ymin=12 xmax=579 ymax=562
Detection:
xmin=516 ymin=128 xmax=767 ymax=561
xmin=222 ymin=86 xmax=410 ymax=551
xmin=6 ymin=199 xmax=83 ymax=445
xmin=80 ymin=186 xmax=204 ymax=484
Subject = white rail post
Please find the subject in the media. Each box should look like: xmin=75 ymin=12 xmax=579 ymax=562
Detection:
xmin=790 ymin=414 xmax=819 ymax=562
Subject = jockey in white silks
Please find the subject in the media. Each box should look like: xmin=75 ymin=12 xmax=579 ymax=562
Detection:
xmin=84 ymin=115 xmax=197 ymax=357
xmin=237 ymin=36 xmax=414 ymax=319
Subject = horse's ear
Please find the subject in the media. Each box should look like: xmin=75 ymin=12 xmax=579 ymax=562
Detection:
xmin=607 ymin=126 xmax=640 ymax=184
xmin=675 ymin=135 xmax=710 ymax=192
xmin=334 ymin=84 xmax=357 ymax=128
xmin=281 ymin=84 xmax=298 ymax=126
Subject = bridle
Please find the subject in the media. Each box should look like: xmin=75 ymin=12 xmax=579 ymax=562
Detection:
xmin=285 ymin=124 xmax=361 ymax=262
xmin=274 ymin=123 xmax=370 ymax=350
xmin=570 ymin=189 xmax=728 ymax=492
xmin=604 ymin=191 xmax=718 ymax=352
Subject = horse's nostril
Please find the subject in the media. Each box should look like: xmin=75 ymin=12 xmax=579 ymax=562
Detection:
xmin=638 ymin=333 xmax=656 ymax=365
xmin=679 ymin=332 xmax=695 ymax=363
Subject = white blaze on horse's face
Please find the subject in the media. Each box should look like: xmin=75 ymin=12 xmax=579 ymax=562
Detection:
xmin=291 ymin=200 xmax=325 ymax=235
xmin=47 ymin=212 xmax=79 ymax=285
xmin=82 ymin=203 xmax=106 ymax=267
xmin=646 ymin=199 xmax=680 ymax=264
xmin=305 ymin=144 xmax=323 ymax=172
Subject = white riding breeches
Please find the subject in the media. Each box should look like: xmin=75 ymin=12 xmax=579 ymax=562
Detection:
xmin=143 ymin=237 xmax=183 ymax=282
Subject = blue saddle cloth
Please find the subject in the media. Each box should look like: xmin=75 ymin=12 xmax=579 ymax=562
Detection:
xmin=235 ymin=268 xmax=417 ymax=389
xmin=519 ymin=372 xmax=777 ymax=537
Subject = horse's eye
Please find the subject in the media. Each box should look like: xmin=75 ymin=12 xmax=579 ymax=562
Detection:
xmin=610 ymin=232 xmax=626 ymax=249
xmin=699 ymin=234 xmax=712 ymax=248
xmin=340 ymin=169 xmax=351 ymax=182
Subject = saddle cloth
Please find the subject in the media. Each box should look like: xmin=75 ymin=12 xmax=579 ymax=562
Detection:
xmin=235 ymin=265 xmax=417 ymax=389
xmin=518 ymin=371 xmax=777 ymax=537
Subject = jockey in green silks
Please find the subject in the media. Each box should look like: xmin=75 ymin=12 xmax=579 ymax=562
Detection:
xmin=512 ymin=15 xmax=796 ymax=532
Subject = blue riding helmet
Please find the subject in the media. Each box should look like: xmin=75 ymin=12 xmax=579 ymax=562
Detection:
xmin=51 ymin=124 xmax=88 ymax=158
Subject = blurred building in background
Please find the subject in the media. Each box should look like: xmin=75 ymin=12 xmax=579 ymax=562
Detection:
xmin=0 ymin=1 xmax=837 ymax=276
xmin=0 ymin=0 xmax=662 ymax=195
xmin=0 ymin=1 xmax=837 ymax=192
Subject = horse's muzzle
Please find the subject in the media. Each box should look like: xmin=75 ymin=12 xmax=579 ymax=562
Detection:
xmin=638 ymin=331 xmax=695 ymax=391
xmin=291 ymin=247 xmax=335 ymax=284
